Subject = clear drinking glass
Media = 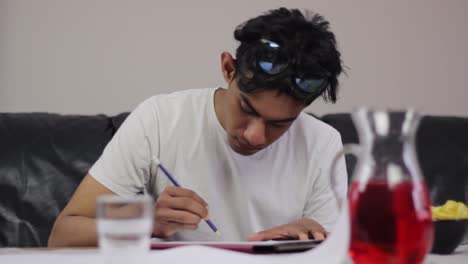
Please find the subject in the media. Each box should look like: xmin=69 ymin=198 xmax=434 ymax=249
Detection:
xmin=97 ymin=195 xmax=153 ymax=263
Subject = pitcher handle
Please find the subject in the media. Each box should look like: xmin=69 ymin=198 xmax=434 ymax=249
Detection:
xmin=331 ymin=143 xmax=362 ymax=208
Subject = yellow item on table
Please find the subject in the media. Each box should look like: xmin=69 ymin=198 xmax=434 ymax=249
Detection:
xmin=431 ymin=200 xmax=468 ymax=220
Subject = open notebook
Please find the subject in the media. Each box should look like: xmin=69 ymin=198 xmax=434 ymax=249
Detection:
xmin=151 ymin=239 xmax=322 ymax=253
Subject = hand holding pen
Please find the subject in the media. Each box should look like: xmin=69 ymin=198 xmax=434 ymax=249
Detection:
xmin=151 ymin=157 xmax=221 ymax=238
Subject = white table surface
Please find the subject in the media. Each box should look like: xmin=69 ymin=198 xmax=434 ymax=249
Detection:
xmin=0 ymin=244 xmax=467 ymax=264
xmin=425 ymin=244 xmax=468 ymax=264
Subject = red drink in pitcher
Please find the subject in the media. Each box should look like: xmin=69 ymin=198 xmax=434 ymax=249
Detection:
xmin=348 ymin=180 xmax=434 ymax=264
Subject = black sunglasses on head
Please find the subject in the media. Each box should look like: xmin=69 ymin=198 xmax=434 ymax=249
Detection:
xmin=254 ymin=39 xmax=330 ymax=100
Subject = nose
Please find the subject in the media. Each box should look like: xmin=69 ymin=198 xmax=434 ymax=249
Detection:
xmin=243 ymin=118 xmax=267 ymax=147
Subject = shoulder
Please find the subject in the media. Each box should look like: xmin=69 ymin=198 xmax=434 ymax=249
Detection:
xmin=145 ymin=88 xmax=213 ymax=109
xmin=120 ymin=88 xmax=213 ymax=131
xmin=285 ymin=112 xmax=343 ymax=162
xmin=292 ymin=112 xmax=342 ymax=145
xmin=133 ymin=88 xmax=214 ymax=120
xmin=285 ymin=112 xmax=344 ymax=176
xmin=132 ymin=88 xmax=215 ymax=136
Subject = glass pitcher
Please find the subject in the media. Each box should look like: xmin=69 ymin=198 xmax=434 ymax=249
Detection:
xmin=333 ymin=108 xmax=434 ymax=264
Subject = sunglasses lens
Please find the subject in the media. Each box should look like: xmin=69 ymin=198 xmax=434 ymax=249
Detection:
xmin=295 ymin=78 xmax=327 ymax=94
xmin=257 ymin=40 xmax=288 ymax=75
xmin=258 ymin=61 xmax=287 ymax=74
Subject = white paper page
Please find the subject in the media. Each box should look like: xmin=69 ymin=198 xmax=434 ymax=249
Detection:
xmin=151 ymin=239 xmax=319 ymax=246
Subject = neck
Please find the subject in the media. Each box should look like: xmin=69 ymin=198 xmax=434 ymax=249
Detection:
xmin=214 ymin=88 xmax=227 ymax=131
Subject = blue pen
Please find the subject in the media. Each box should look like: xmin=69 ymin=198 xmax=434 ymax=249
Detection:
xmin=152 ymin=157 xmax=221 ymax=236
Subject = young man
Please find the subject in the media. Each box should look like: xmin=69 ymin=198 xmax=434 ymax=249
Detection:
xmin=48 ymin=7 xmax=347 ymax=247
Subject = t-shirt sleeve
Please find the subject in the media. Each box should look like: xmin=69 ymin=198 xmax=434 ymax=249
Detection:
xmin=302 ymin=131 xmax=348 ymax=232
xmin=89 ymin=98 xmax=159 ymax=197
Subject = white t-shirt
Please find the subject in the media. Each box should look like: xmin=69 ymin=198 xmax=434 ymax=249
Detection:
xmin=90 ymin=87 xmax=347 ymax=241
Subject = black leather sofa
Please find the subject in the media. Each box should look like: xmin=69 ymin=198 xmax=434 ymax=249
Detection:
xmin=0 ymin=112 xmax=467 ymax=247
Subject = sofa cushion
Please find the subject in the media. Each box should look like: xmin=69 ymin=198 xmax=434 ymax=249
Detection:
xmin=0 ymin=113 xmax=128 ymax=247
xmin=1 ymin=111 xmax=467 ymax=247
xmin=320 ymin=113 xmax=358 ymax=182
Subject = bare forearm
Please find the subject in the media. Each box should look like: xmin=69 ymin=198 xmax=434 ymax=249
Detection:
xmin=48 ymin=215 xmax=98 ymax=247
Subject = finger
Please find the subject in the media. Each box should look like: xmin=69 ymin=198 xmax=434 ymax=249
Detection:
xmin=247 ymin=230 xmax=274 ymax=241
xmin=247 ymin=233 xmax=264 ymax=241
xmin=282 ymin=226 xmax=311 ymax=240
xmin=311 ymin=231 xmax=326 ymax=241
xmin=159 ymin=222 xmax=199 ymax=231
xmin=298 ymin=232 xmax=309 ymax=240
xmin=155 ymin=207 xmax=202 ymax=225
xmin=164 ymin=186 xmax=209 ymax=207
xmin=247 ymin=227 xmax=289 ymax=241
xmin=153 ymin=222 xmax=198 ymax=238
xmin=156 ymin=196 xmax=208 ymax=219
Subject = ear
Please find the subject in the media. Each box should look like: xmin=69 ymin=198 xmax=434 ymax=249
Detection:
xmin=221 ymin=52 xmax=236 ymax=83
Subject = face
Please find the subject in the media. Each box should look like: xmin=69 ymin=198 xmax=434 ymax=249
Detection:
xmin=216 ymin=52 xmax=307 ymax=155
xmin=218 ymin=80 xmax=306 ymax=156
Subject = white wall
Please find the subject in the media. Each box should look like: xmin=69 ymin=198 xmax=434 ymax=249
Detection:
xmin=1 ymin=0 xmax=467 ymax=116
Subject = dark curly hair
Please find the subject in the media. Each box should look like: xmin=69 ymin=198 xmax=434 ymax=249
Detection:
xmin=233 ymin=8 xmax=343 ymax=105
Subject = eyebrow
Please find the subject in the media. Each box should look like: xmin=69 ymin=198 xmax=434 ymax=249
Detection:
xmin=239 ymin=94 xmax=297 ymax=123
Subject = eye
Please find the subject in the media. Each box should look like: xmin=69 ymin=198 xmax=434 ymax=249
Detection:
xmin=269 ymin=122 xmax=289 ymax=129
xmin=239 ymin=101 xmax=254 ymax=115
